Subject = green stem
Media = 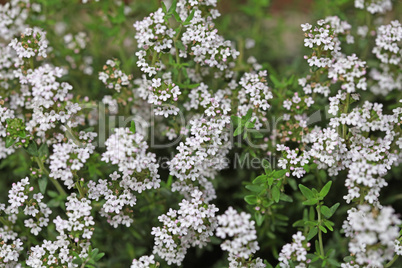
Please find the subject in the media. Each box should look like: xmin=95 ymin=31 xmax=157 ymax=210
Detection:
xmin=317 ymin=205 xmax=325 ymax=257
xmin=35 ymin=157 xmax=67 ymax=196
xmin=151 ymin=50 xmax=158 ymax=67
xmin=64 ymin=125 xmax=83 ymax=147
xmin=385 ymin=255 xmax=399 ymax=268
xmin=75 ymin=181 xmax=85 ymax=199
xmin=342 ymin=93 xmax=350 ymax=140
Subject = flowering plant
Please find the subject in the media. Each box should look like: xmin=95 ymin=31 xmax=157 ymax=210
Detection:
xmin=0 ymin=0 xmax=402 ymax=267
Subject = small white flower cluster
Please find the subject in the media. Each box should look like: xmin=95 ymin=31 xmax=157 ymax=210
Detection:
xmin=9 ymin=27 xmax=48 ymax=58
xmin=237 ymin=71 xmax=273 ymax=129
xmin=168 ymin=87 xmax=232 ymax=201
xmin=180 ymin=8 xmax=239 ymax=71
xmin=278 ymin=231 xmax=310 ymax=268
xmin=49 ymin=131 xmax=97 ymax=189
xmin=27 ymin=193 xmax=95 ymax=267
xmin=394 ymin=240 xmax=402 ymax=256
xmin=151 ymin=190 xmax=219 ymax=265
xmin=63 ymin=31 xmax=88 ymax=53
xmin=0 ymin=177 xmax=52 ymax=236
xmin=0 ymin=0 xmax=30 ymax=41
xmin=91 ymin=128 xmax=159 ymax=227
xmin=63 ymin=32 xmax=88 ymax=54
xmin=0 ymin=226 xmax=23 ymax=266
xmin=302 ymin=17 xmax=351 ymax=52
xmin=216 ymin=207 xmax=265 ymax=268
xmin=131 ymin=255 xmax=157 ymax=268
xmin=342 ymin=205 xmax=401 ymax=267
xmin=0 ymin=101 xmax=16 ymax=159
xmin=99 ymin=59 xmax=132 ymax=92
xmin=354 ymin=0 xmax=392 ymax=14
xmin=136 ymin=73 xmax=182 ymax=117
xmin=371 ymin=20 xmax=402 ymax=95
xmin=134 ymin=8 xmax=174 ymax=76
xmin=276 ymin=145 xmax=310 ymax=179
xmin=102 ymin=95 xmax=119 ymax=115
xmin=13 ymin=64 xmax=80 ymax=136
xmin=301 ymin=17 xmax=367 ymax=97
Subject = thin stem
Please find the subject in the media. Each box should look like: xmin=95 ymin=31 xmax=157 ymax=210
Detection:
xmin=385 ymin=254 xmax=399 ymax=268
xmin=342 ymin=93 xmax=350 ymax=140
xmin=35 ymin=156 xmax=67 ymax=196
xmin=75 ymin=180 xmax=85 ymax=199
xmin=64 ymin=125 xmax=83 ymax=147
xmin=317 ymin=205 xmax=325 ymax=257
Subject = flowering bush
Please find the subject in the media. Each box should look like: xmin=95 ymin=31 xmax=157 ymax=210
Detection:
xmin=0 ymin=0 xmax=401 ymax=267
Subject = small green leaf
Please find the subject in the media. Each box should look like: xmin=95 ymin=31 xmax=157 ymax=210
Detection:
xmin=173 ymin=11 xmax=182 ymax=22
xmin=25 ymin=141 xmax=39 ymax=157
xmin=94 ymin=252 xmax=105 ymax=261
xmin=272 ymin=185 xmax=280 ymax=203
xmin=273 ymin=169 xmax=287 ymax=178
xmin=267 ymin=176 xmax=274 ymax=187
xmin=279 ymin=193 xmax=293 ymax=202
xmin=253 ymin=175 xmax=266 ymax=184
xmin=233 ymin=126 xmax=243 ymax=137
xmin=38 ymin=176 xmax=48 ymax=194
xmin=245 ymin=184 xmax=265 ymax=193
xmin=307 ymin=227 xmax=318 ymax=241
xmin=254 ymin=212 xmax=264 ymax=226
xmin=262 ymin=159 xmax=272 ymax=172
xmin=330 ymin=203 xmax=340 ymax=216
xmin=168 ymin=0 xmax=177 ymax=14
xmin=161 ymin=2 xmax=168 ymax=13
xmin=130 ymin=121 xmax=136 ymax=134
xmin=302 ymin=199 xmax=318 ymax=206
xmin=320 ymin=206 xmax=332 ymax=218
xmin=299 ymin=184 xmax=315 ymax=200
xmin=5 ymin=136 xmax=15 ymax=148
xmin=319 ymin=181 xmax=332 ymax=199
xmin=319 ymin=225 xmax=327 ymax=233
xmin=244 ymin=195 xmax=257 ymax=205
xmin=38 ymin=143 xmax=49 ymax=158
xmin=184 ymin=9 xmax=196 ymax=25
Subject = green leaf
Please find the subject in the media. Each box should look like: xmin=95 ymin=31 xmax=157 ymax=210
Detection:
xmin=319 ymin=225 xmax=327 ymax=233
xmin=262 ymin=159 xmax=272 ymax=172
xmin=302 ymin=199 xmax=318 ymax=206
xmin=25 ymin=141 xmax=39 ymax=157
xmin=38 ymin=176 xmax=48 ymax=194
xmin=319 ymin=181 xmax=332 ymax=199
xmin=233 ymin=126 xmax=243 ymax=137
xmin=307 ymin=227 xmax=318 ymax=241
xmin=173 ymin=11 xmax=182 ymax=22
xmin=273 ymin=169 xmax=287 ymax=178
xmin=47 ymin=190 xmax=58 ymax=198
xmin=330 ymin=203 xmax=340 ymax=216
xmin=244 ymin=195 xmax=257 ymax=205
xmin=167 ymin=175 xmax=173 ymax=188
xmin=279 ymin=193 xmax=293 ymax=202
xmin=94 ymin=252 xmax=105 ymax=261
xmin=245 ymin=184 xmax=265 ymax=193
xmin=184 ymin=9 xmax=196 ymax=25
xmin=323 ymin=220 xmax=334 ymax=231
xmin=5 ymin=136 xmax=15 ymax=148
xmin=130 ymin=121 xmax=136 ymax=134
xmin=38 ymin=143 xmax=49 ymax=158
xmin=161 ymin=2 xmax=168 ymax=13
xmin=272 ymin=185 xmax=280 ymax=203
xmin=254 ymin=212 xmax=264 ymax=226
xmin=168 ymin=0 xmax=177 ymax=14
xmin=243 ymin=109 xmax=253 ymax=122
xmin=253 ymin=175 xmax=266 ymax=184
xmin=292 ymin=219 xmax=305 ymax=227
xmin=267 ymin=176 xmax=274 ymax=187
xmin=320 ymin=205 xmax=332 ymax=218
xmin=299 ymin=184 xmax=315 ymax=200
